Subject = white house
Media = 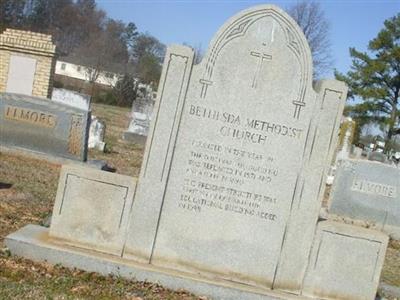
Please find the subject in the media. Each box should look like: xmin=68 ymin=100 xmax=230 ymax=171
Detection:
xmin=55 ymin=60 xmax=119 ymax=87
xmin=55 ymin=59 xmax=157 ymax=100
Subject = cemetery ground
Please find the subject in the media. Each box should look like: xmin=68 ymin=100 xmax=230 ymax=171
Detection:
xmin=0 ymin=103 xmax=398 ymax=299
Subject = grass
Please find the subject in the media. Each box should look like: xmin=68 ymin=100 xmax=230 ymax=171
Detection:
xmin=0 ymin=254 xmax=200 ymax=299
xmin=0 ymin=102 xmax=399 ymax=299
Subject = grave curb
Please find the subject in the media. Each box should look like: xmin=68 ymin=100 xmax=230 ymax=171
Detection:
xmin=6 ymin=224 xmax=310 ymax=300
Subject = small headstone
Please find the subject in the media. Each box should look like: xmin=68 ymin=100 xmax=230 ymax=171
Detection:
xmin=352 ymin=146 xmax=363 ymax=159
xmin=330 ymin=159 xmax=400 ymax=239
xmin=88 ymin=115 xmax=106 ymax=152
xmin=326 ymin=165 xmax=336 ymax=186
xmin=51 ymin=88 xmax=91 ymax=111
xmin=336 ymin=117 xmax=355 ymax=162
xmin=50 ymin=165 xmax=136 ymax=255
xmin=122 ymin=98 xmax=154 ymax=144
xmin=0 ymin=92 xmax=90 ymax=161
xmin=303 ymin=221 xmax=388 ymax=299
xmin=368 ymin=151 xmax=387 ymax=163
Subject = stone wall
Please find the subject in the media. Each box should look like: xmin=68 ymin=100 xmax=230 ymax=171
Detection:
xmin=0 ymin=29 xmax=56 ymax=98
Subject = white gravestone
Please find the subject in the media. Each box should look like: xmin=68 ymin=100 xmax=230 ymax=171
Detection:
xmin=127 ymin=112 xmax=149 ymax=136
xmin=123 ymin=99 xmax=154 ymax=144
xmin=88 ymin=115 xmax=106 ymax=152
xmin=336 ymin=117 xmax=355 ymax=162
xmin=51 ymin=88 xmax=91 ymax=111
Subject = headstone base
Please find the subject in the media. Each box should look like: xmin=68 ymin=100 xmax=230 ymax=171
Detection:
xmin=122 ymin=132 xmax=147 ymax=144
xmin=302 ymin=221 xmax=388 ymax=300
xmin=6 ymin=225 xmax=309 ymax=300
xmin=328 ymin=213 xmax=400 ymax=240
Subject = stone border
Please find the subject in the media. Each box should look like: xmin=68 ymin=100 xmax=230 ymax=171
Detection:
xmin=6 ymin=225 xmax=310 ymax=300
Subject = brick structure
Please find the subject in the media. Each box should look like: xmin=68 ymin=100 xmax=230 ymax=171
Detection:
xmin=0 ymin=29 xmax=56 ymax=98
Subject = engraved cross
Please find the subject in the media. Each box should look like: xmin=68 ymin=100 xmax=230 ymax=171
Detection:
xmin=250 ymin=51 xmax=272 ymax=89
xmin=199 ymin=79 xmax=213 ymax=98
xmin=292 ymin=100 xmax=306 ymax=119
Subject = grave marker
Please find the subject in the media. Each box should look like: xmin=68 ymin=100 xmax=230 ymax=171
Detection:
xmin=50 ymin=165 xmax=136 ymax=255
xmin=329 ymin=159 xmax=400 ymax=239
xmin=0 ymin=92 xmax=90 ymax=161
xmin=126 ymin=4 xmax=347 ymax=291
xmin=51 ymin=88 xmax=91 ymax=111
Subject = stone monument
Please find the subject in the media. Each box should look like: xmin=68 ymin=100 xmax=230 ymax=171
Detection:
xmin=88 ymin=115 xmax=106 ymax=152
xmin=0 ymin=92 xmax=90 ymax=161
xmin=329 ymin=158 xmax=400 ymax=239
xmin=0 ymin=29 xmax=56 ymax=98
xmin=123 ymin=97 xmax=154 ymax=144
xmin=6 ymin=5 xmax=388 ymax=300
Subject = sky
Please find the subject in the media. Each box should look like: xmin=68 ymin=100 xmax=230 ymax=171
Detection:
xmin=97 ymin=0 xmax=399 ymax=78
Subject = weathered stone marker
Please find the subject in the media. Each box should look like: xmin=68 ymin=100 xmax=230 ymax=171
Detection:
xmin=0 ymin=92 xmax=90 ymax=161
xmin=51 ymin=88 xmax=91 ymax=111
xmin=50 ymin=165 xmax=136 ymax=256
xmin=6 ymin=5 xmax=389 ymax=300
xmin=122 ymin=98 xmax=154 ymax=144
xmin=329 ymin=159 xmax=400 ymax=239
xmin=302 ymin=221 xmax=388 ymax=299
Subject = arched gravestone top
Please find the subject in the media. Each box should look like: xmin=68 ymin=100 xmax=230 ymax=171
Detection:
xmin=126 ymin=4 xmax=347 ymax=292
xmin=197 ymin=5 xmax=312 ymax=118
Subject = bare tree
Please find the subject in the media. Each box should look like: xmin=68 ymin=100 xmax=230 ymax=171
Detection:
xmin=0 ymin=0 xmax=27 ymax=31
xmin=130 ymin=33 xmax=166 ymax=85
xmin=131 ymin=33 xmax=165 ymax=63
xmin=72 ymin=19 xmax=132 ymax=94
xmin=287 ymin=1 xmax=333 ymax=79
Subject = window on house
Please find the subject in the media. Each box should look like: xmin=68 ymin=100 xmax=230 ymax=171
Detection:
xmin=77 ymin=66 xmax=81 ymax=72
xmin=105 ymin=72 xmax=114 ymax=79
xmin=61 ymin=63 xmax=66 ymax=70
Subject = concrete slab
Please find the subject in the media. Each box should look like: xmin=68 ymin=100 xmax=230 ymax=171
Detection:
xmin=6 ymin=225 xmax=310 ymax=300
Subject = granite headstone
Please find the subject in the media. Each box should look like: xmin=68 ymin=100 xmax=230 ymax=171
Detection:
xmin=0 ymin=92 xmax=90 ymax=161
xmin=126 ymin=3 xmax=348 ymax=292
xmin=329 ymin=159 xmax=400 ymax=239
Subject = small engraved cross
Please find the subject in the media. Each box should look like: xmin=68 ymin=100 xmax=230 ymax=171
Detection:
xmin=199 ymin=79 xmax=213 ymax=98
xmin=292 ymin=100 xmax=306 ymax=119
xmin=250 ymin=51 xmax=272 ymax=89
